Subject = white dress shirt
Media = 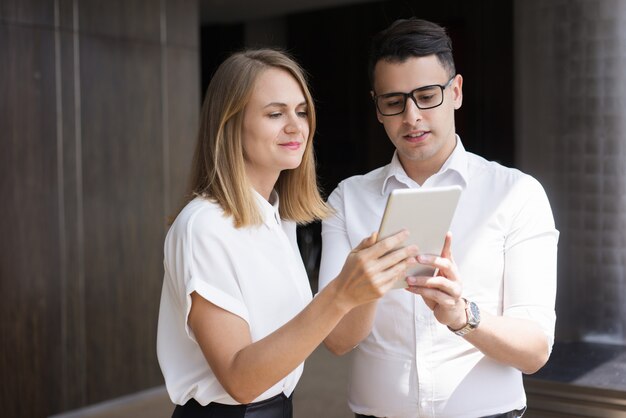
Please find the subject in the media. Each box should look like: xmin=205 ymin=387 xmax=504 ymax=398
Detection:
xmin=157 ymin=191 xmax=312 ymax=406
xmin=319 ymin=138 xmax=558 ymax=418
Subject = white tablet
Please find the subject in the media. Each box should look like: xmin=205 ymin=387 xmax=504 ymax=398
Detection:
xmin=377 ymin=185 xmax=462 ymax=289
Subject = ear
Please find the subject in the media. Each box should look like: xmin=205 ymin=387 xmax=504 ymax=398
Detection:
xmin=371 ymin=90 xmax=383 ymax=123
xmin=452 ymin=74 xmax=463 ymax=110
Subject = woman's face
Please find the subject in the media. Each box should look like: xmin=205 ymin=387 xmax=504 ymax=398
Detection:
xmin=241 ymin=68 xmax=309 ymax=193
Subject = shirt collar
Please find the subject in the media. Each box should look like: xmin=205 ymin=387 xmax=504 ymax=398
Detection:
xmin=381 ymin=135 xmax=469 ymax=195
xmin=251 ymin=189 xmax=281 ymax=228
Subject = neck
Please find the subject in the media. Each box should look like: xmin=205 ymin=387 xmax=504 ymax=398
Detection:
xmin=401 ymin=135 xmax=457 ymax=186
xmin=247 ymin=171 xmax=279 ymax=202
xmin=402 ymin=163 xmax=438 ymax=186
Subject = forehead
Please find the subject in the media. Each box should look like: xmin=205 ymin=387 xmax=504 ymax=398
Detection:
xmin=373 ymin=55 xmax=448 ymax=94
xmin=249 ymin=67 xmax=306 ymax=105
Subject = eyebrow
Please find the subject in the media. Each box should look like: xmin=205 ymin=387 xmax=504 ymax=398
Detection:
xmin=380 ymin=84 xmax=440 ymax=96
xmin=264 ymin=101 xmax=307 ymax=108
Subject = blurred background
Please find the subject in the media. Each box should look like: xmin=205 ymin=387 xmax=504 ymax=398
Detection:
xmin=1 ymin=0 xmax=626 ymax=417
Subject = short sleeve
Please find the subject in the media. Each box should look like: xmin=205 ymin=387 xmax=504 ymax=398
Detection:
xmin=319 ymin=184 xmax=352 ymax=290
xmin=182 ymin=208 xmax=251 ymax=341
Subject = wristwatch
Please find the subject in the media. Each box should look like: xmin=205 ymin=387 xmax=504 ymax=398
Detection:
xmin=448 ymin=298 xmax=480 ymax=336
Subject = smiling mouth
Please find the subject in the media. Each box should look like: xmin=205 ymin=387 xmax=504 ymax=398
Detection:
xmin=404 ymin=131 xmax=429 ymax=142
xmin=279 ymin=142 xmax=302 ymax=150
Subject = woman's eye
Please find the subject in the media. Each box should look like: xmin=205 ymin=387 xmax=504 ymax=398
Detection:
xmin=268 ymin=113 xmax=281 ymax=118
xmin=297 ymin=111 xmax=308 ymax=118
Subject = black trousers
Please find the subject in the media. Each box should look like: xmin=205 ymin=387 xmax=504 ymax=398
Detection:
xmin=173 ymin=393 xmax=292 ymax=418
xmin=355 ymin=406 xmax=526 ymax=418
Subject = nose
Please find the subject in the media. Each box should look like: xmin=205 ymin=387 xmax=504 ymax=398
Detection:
xmin=403 ymin=96 xmax=422 ymax=123
xmin=284 ymin=113 xmax=303 ymax=134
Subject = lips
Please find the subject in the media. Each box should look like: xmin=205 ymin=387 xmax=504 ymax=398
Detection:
xmin=403 ymin=130 xmax=430 ymax=143
xmin=279 ymin=141 xmax=302 ymax=150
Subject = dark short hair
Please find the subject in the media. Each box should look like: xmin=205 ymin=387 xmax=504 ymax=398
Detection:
xmin=368 ymin=18 xmax=456 ymax=87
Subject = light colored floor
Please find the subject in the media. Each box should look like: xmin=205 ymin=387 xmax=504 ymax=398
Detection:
xmin=51 ymin=346 xmax=354 ymax=418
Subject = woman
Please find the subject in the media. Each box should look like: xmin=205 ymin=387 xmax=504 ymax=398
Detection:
xmin=157 ymin=49 xmax=417 ymax=418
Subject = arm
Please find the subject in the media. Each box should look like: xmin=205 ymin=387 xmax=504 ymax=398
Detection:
xmin=318 ymin=188 xmax=379 ymax=355
xmin=407 ymin=233 xmax=553 ymax=374
xmin=407 ymin=180 xmax=558 ymax=374
xmin=323 ymin=302 xmax=378 ymax=355
xmin=189 ymin=231 xmax=418 ymax=404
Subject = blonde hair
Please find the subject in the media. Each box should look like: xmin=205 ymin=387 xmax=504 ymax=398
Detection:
xmin=188 ymin=49 xmax=330 ymax=227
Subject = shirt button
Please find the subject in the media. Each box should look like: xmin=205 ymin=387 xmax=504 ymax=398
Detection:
xmin=417 ymin=315 xmax=425 ymax=321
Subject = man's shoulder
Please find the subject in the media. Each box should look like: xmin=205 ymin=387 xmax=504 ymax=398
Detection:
xmin=466 ymin=151 xmax=545 ymax=193
xmin=335 ymin=165 xmax=389 ymax=191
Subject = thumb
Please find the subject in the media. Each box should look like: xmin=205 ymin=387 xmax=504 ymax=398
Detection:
xmin=353 ymin=232 xmax=378 ymax=251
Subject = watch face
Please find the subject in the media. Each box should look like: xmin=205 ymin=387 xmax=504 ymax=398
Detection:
xmin=468 ymin=301 xmax=481 ymax=324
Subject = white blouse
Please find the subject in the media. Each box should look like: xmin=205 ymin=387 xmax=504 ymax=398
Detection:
xmin=157 ymin=191 xmax=312 ymax=406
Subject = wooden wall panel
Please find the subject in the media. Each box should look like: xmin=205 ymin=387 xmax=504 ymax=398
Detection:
xmin=79 ymin=35 xmax=165 ymax=402
xmin=57 ymin=27 xmax=87 ymax=411
xmin=0 ymin=22 xmax=63 ymax=416
xmin=166 ymin=47 xmax=200 ymax=216
xmin=166 ymin=0 xmax=199 ymax=48
xmin=78 ymin=0 xmax=160 ymax=42
xmin=0 ymin=0 xmax=54 ymax=26
xmin=0 ymin=0 xmax=199 ymax=416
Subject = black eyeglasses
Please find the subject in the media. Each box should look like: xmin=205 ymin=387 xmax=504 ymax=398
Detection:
xmin=373 ymin=75 xmax=456 ymax=116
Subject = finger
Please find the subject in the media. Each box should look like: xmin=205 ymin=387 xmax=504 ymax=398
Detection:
xmin=375 ymin=244 xmax=419 ymax=272
xmin=416 ymin=254 xmax=455 ymax=274
xmin=441 ymin=231 xmax=453 ymax=261
xmin=406 ymin=275 xmax=461 ymax=298
xmin=375 ymin=260 xmax=415 ymax=290
xmin=409 ymin=286 xmax=458 ymax=309
xmin=363 ymin=229 xmax=410 ymax=258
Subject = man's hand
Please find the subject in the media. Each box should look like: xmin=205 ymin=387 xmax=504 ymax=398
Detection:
xmin=405 ymin=232 xmax=466 ymax=329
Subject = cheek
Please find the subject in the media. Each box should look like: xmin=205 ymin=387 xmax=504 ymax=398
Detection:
xmin=382 ymin=119 xmax=400 ymax=138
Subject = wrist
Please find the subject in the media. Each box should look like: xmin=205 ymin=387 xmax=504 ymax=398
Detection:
xmin=446 ymin=298 xmax=468 ymax=330
xmin=323 ymin=279 xmax=355 ymax=316
xmin=448 ymin=299 xmax=481 ymax=336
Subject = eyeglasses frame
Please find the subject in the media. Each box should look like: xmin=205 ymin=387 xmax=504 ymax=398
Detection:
xmin=373 ymin=75 xmax=457 ymax=116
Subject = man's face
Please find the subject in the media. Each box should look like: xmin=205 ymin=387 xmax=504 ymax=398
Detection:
xmin=372 ymin=55 xmax=463 ymax=175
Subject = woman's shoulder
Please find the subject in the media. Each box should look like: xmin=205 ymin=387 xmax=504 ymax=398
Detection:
xmin=168 ymin=197 xmax=234 ymax=241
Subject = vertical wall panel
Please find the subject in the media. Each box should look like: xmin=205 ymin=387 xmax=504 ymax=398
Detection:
xmin=0 ymin=22 xmax=63 ymax=416
xmin=79 ymin=35 xmax=165 ymax=402
xmin=165 ymin=0 xmax=199 ymax=216
xmin=58 ymin=24 xmax=87 ymax=411
xmin=0 ymin=0 xmax=199 ymax=416
xmin=0 ymin=0 xmax=54 ymax=26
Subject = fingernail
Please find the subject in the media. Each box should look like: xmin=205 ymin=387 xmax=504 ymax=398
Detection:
xmin=418 ymin=254 xmax=431 ymax=263
xmin=406 ymin=276 xmax=417 ymax=284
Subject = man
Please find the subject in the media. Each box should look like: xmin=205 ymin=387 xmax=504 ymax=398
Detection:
xmin=318 ymin=18 xmax=558 ymax=418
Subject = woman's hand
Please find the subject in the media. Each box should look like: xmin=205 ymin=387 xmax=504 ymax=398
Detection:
xmin=405 ymin=232 xmax=466 ymax=329
xmin=331 ymin=230 xmax=419 ymax=312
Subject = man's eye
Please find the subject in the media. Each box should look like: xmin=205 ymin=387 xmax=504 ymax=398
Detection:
xmin=385 ymin=100 xmax=403 ymax=108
